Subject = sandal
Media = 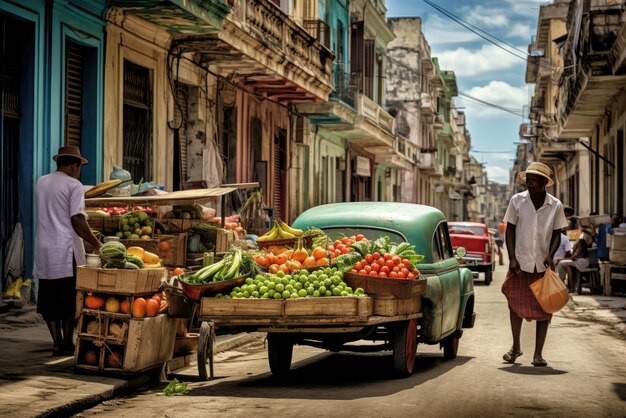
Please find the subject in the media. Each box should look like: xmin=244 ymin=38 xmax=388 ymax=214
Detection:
xmin=532 ymin=358 xmax=548 ymax=367
xmin=503 ymin=349 xmax=523 ymax=363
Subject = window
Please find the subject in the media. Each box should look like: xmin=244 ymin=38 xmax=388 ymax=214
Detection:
xmin=123 ymin=60 xmax=152 ymax=183
xmin=432 ymin=223 xmax=454 ymax=262
xmin=65 ymin=41 xmax=85 ymax=149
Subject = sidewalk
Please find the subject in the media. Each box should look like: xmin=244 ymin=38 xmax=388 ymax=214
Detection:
xmin=1 ymin=291 xmax=624 ymax=418
xmin=0 ymin=305 xmax=261 ymax=418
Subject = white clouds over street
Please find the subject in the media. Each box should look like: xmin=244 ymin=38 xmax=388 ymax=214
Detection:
xmin=436 ymin=43 xmax=524 ymax=77
xmin=461 ymin=80 xmax=528 ymax=118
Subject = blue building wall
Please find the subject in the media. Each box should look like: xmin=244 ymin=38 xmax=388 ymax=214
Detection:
xmin=0 ymin=0 xmax=106 ymax=288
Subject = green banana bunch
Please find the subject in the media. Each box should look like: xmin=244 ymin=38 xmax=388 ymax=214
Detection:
xmin=255 ymin=220 xmax=304 ymax=242
xmin=256 ymin=222 xmax=280 ymax=242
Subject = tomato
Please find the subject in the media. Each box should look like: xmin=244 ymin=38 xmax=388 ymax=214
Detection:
xmin=365 ymin=254 xmax=374 ymax=264
xmin=355 ymin=234 xmax=365 ymax=241
xmin=407 ymin=273 xmax=416 ymax=279
xmin=400 ymin=268 xmax=410 ymax=276
xmin=334 ymin=240 xmax=342 ymax=247
xmin=389 ymin=271 xmax=398 ymax=278
xmin=412 ymin=268 xmax=419 ymax=275
xmin=358 ymin=269 xmax=367 ymax=275
xmin=364 ymin=265 xmax=372 ymax=273
xmin=371 ymin=263 xmax=380 ymax=272
xmin=392 ymin=255 xmax=402 ymax=265
xmin=397 ymin=271 xmax=407 ymax=279
xmin=383 ymin=253 xmax=393 ymax=261
xmin=378 ymin=271 xmax=387 ymax=278
xmin=372 ymin=252 xmax=381 ymax=260
xmin=350 ymin=269 xmax=358 ymax=274
xmin=354 ymin=261 xmax=363 ymax=271
xmin=328 ymin=245 xmax=335 ymax=253
xmin=392 ymin=266 xmax=400 ymax=273
xmin=402 ymin=260 xmax=412 ymax=269
xmin=385 ymin=260 xmax=395 ymax=269
xmin=341 ymin=247 xmax=350 ymax=254
xmin=368 ymin=271 xmax=378 ymax=277
xmin=380 ymin=265 xmax=390 ymax=274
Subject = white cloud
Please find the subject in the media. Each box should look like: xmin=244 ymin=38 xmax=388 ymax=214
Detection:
xmin=422 ymin=15 xmax=481 ymax=46
xmin=435 ymin=43 xmax=524 ymax=77
xmin=458 ymin=80 xmax=528 ymax=118
xmin=484 ymin=164 xmax=510 ymax=184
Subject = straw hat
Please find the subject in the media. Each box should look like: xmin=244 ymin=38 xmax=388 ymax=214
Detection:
xmin=53 ymin=145 xmax=88 ymax=164
xmin=519 ymin=161 xmax=554 ymax=187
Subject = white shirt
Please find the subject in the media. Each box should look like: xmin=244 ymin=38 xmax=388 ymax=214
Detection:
xmin=34 ymin=171 xmax=87 ymax=279
xmin=503 ymin=191 xmax=568 ymax=273
xmin=554 ymin=233 xmax=572 ymax=259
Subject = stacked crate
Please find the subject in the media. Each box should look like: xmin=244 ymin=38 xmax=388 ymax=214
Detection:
xmin=74 ymin=266 xmax=177 ymax=374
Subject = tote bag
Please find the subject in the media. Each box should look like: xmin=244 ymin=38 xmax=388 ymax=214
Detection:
xmin=529 ymin=267 xmax=569 ymax=314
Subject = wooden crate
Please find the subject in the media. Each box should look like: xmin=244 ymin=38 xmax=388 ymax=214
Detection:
xmin=87 ymin=217 xmax=104 ymax=231
xmin=609 ymin=249 xmax=626 ymax=264
xmin=608 ymin=234 xmax=626 ymax=250
xmin=75 ymin=314 xmax=177 ymax=373
xmin=343 ymin=273 xmax=426 ymax=298
xmin=158 ymin=233 xmax=188 ymax=267
xmin=372 ymin=295 xmax=422 ymax=316
xmin=76 ymin=266 xmax=165 ymax=294
xmin=215 ymin=229 xmax=234 ymax=252
xmin=103 ymin=216 xmax=123 ymax=235
xmin=199 ymin=296 xmax=372 ymax=318
xmin=162 ymin=219 xmax=204 ymax=233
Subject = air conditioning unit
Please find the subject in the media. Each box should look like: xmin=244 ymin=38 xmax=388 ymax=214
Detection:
xmin=519 ymin=123 xmax=537 ymax=138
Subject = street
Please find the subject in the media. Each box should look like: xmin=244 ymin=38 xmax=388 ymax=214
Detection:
xmin=76 ymin=262 xmax=626 ymax=418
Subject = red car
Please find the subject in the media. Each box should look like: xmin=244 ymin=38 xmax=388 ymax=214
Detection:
xmin=448 ymin=222 xmax=495 ymax=285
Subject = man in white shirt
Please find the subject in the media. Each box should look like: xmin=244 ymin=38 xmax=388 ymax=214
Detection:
xmin=501 ymin=162 xmax=568 ymax=368
xmin=34 ymin=146 xmax=101 ymax=356
xmin=554 ymin=231 xmax=573 ymax=263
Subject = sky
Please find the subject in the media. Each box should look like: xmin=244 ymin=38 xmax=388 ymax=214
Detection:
xmin=386 ymin=0 xmax=543 ymax=184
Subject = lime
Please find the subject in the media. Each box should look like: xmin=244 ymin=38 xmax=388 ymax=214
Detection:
xmin=282 ymin=290 xmax=291 ymax=299
xmin=332 ymin=287 xmax=341 ymax=296
xmin=306 ymin=286 xmax=315 ymax=295
xmin=325 ymin=290 xmax=332 ymax=297
xmin=137 ymin=211 xmax=149 ymax=222
xmin=294 ymin=282 xmax=303 ymax=290
xmin=340 ymin=290 xmax=348 ymax=297
xmin=355 ymin=288 xmax=365 ymax=295
xmin=276 ymin=271 xmax=285 ymax=278
xmin=251 ymin=291 xmax=259 ymax=298
xmin=298 ymin=289 xmax=308 ymax=297
xmin=275 ymin=284 xmax=285 ymax=293
xmin=115 ymin=231 xmax=123 ymax=238
xmin=318 ymin=286 xmax=326 ymax=294
xmin=259 ymin=286 xmax=269 ymax=294
xmin=245 ymin=278 xmax=254 ymax=285
xmin=242 ymin=290 xmax=250 ymax=298
xmin=285 ymin=284 xmax=294 ymax=292
xmin=290 ymin=292 xmax=299 ymax=298
xmin=345 ymin=286 xmax=353 ymax=293
xmin=233 ymin=286 xmax=241 ymax=293
xmin=268 ymin=289 xmax=275 ymax=298
xmin=268 ymin=282 xmax=276 ymax=290
xmin=261 ymin=293 xmax=269 ymax=298
xmin=273 ymin=292 xmax=282 ymax=299
xmin=313 ymin=290 xmax=320 ymax=297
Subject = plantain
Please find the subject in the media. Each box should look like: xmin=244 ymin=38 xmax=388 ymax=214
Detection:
xmin=276 ymin=225 xmax=296 ymax=239
xmin=85 ymin=179 xmax=123 ymax=198
xmin=277 ymin=220 xmax=303 ymax=237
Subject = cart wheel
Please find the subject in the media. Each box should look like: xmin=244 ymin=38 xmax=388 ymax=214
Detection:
xmin=267 ymin=334 xmax=293 ymax=377
xmin=392 ymin=319 xmax=418 ymax=378
xmin=442 ymin=330 xmax=462 ymax=360
xmin=197 ymin=321 xmax=215 ymax=381
xmin=484 ymin=269 xmax=492 ymax=285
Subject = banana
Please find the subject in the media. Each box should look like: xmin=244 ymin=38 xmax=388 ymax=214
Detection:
xmin=85 ymin=179 xmax=123 ymax=198
xmin=256 ymin=224 xmax=279 ymax=242
xmin=278 ymin=220 xmax=303 ymax=237
xmin=277 ymin=228 xmax=296 ymax=239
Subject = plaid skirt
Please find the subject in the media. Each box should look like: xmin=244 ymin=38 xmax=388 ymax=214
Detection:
xmin=502 ymin=269 xmax=552 ymax=321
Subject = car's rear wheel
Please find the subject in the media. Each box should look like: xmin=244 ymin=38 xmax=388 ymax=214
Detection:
xmin=484 ymin=269 xmax=492 ymax=285
xmin=392 ymin=319 xmax=418 ymax=377
xmin=442 ymin=330 xmax=463 ymax=360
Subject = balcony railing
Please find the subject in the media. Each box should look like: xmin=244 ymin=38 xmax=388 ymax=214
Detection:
xmin=356 ymin=94 xmax=395 ymax=134
xmin=395 ymin=135 xmax=419 ymax=162
xmin=420 ymin=92 xmax=435 ymax=116
xmin=331 ymin=63 xmax=356 ymax=107
xmin=230 ymin=0 xmax=333 ymax=78
xmin=303 ymin=19 xmax=330 ymax=50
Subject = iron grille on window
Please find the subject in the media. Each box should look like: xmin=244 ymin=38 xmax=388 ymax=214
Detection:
xmin=123 ymin=61 xmax=151 ymax=183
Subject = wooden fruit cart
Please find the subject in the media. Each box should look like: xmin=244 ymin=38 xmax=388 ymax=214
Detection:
xmin=195 ymin=275 xmax=427 ymax=381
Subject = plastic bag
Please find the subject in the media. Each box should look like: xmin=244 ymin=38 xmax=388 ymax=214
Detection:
xmin=529 ymin=267 xmax=569 ymax=313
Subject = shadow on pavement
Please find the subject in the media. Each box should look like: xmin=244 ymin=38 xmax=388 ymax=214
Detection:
xmin=498 ymin=364 xmax=568 ymax=376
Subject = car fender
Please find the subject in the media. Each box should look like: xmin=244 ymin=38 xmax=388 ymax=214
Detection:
xmin=421 ymin=275 xmax=444 ymax=343
xmin=457 ymin=266 xmax=476 ymax=329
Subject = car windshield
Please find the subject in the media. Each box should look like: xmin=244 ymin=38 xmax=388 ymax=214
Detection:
xmin=320 ymin=226 xmax=406 ymax=244
xmin=449 ymin=225 xmax=485 ymax=236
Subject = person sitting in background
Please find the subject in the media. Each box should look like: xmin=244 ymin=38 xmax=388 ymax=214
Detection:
xmin=553 ymin=229 xmax=572 ymax=264
xmin=557 ymin=227 xmax=595 ymax=292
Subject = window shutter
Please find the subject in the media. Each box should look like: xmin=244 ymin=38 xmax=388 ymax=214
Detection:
xmin=173 ymin=84 xmax=189 ymax=184
xmin=364 ymin=40 xmax=375 ymax=99
xmin=351 ymin=21 xmax=364 ymax=92
xmin=273 ymin=129 xmax=287 ymax=220
xmin=65 ymin=42 xmax=84 ymax=148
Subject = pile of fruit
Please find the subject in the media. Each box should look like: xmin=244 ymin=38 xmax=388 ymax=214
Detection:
xmin=179 ymin=247 xmax=254 ymax=284
xmin=327 ymin=234 xmax=367 ymax=261
xmin=215 ymin=267 xmax=366 ymax=299
xmin=83 ymin=292 xmax=168 ymax=318
xmin=253 ymin=243 xmax=329 ymax=273
xmin=256 ymin=220 xmax=304 ymax=241
xmin=333 ymin=236 xmax=424 ymax=279
xmin=115 ymin=211 xmax=154 ymax=240
xmin=99 ymin=241 xmax=161 ymax=269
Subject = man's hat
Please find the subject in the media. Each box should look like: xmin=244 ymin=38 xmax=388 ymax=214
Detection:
xmin=519 ymin=161 xmax=554 ymax=187
xmin=53 ymin=145 xmax=88 ymax=165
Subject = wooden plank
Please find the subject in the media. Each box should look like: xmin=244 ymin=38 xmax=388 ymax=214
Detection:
xmin=85 ymin=187 xmax=238 ymax=207
xmin=258 ymin=326 xmax=367 ymax=333
xmin=373 ymin=295 xmax=422 ymax=316
xmin=200 ymin=298 xmax=284 ymax=317
xmin=284 ymin=297 xmax=357 ymax=316
xmin=123 ymin=314 xmax=177 ymax=371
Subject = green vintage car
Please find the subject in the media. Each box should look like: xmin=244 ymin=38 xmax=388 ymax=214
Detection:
xmin=292 ymin=202 xmax=476 ymax=370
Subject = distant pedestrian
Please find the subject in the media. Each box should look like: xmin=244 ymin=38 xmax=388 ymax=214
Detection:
xmin=554 ymin=230 xmax=572 ymax=264
xmin=501 ymin=162 xmax=567 ymax=367
xmin=34 ymin=146 xmax=101 ymax=356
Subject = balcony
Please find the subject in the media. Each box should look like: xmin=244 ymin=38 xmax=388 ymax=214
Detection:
xmin=372 ymin=135 xmax=417 ymax=171
xmin=557 ymin=1 xmax=626 ymax=137
xmin=433 ymin=113 xmax=444 ymax=129
xmin=418 ymin=151 xmax=436 ymax=172
xmin=297 ymin=63 xmax=356 ymax=125
xmin=110 ymin=0 xmax=230 ymax=34
xmin=171 ymin=0 xmax=334 ymax=104
xmin=303 ymin=19 xmax=331 ymax=50
xmin=420 ymin=92 xmax=435 ymax=118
